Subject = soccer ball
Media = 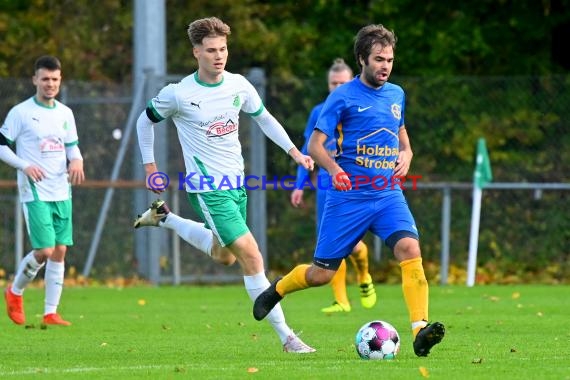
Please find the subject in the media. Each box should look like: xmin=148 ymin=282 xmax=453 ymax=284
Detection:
xmin=355 ymin=320 xmax=400 ymax=360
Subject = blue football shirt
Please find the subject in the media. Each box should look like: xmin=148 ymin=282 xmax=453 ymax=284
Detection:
xmin=315 ymin=76 xmax=405 ymax=196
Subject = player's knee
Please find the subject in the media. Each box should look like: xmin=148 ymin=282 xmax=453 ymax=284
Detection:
xmin=306 ymin=266 xmax=335 ymax=286
xmin=393 ymin=237 xmax=421 ymax=261
xmin=36 ymin=247 xmax=57 ymax=262
xmin=220 ymin=256 xmax=237 ymax=266
xmin=212 ymin=249 xmax=237 ymax=266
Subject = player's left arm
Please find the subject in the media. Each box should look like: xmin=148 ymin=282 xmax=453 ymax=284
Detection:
xmin=394 ymin=125 xmax=413 ymax=177
xmin=251 ymin=108 xmax=314 ymax=171
xmin=65 ymin=144 xmax=85 ymax=185
xmin=64 ymin=111 xmax=85 ymax=185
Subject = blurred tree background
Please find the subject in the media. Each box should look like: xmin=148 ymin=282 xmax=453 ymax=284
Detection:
xmin=2 ymin=0 xmax=569 ymax=79
xmin=0 ymin=0 xmax=568 ymax=283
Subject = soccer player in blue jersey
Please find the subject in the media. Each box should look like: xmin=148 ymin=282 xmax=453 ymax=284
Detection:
xmin=291 ymin=58 xmax=376 ymax=313
xmin=254 ymin=24 xmax=445 ymax=357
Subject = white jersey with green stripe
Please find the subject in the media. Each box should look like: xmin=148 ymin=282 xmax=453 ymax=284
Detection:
xmin=0 ymin=97 xmax=79 ymax=202
xmin=148 ymin=71 xmax=263 ymax=192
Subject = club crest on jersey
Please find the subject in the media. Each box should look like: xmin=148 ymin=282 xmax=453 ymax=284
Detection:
xmin=206 ymin=119 xmax=237 ymax=138
xmin=232 ymin=94 xmax=241 ymax=108
xmin=391 ymin=104 xmax=401 ymax=120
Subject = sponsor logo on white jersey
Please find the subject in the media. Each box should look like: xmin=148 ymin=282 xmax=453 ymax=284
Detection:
xmin=206 ymin=120 xmax=237 ymax=138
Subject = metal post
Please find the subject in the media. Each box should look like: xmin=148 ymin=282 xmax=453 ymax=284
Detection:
xmin=82 ymin=85 xmax=145 ymax=277
xmin=132 ymin=0 xmax=167 ymax=283
xmin=172 ymin=190 xmax=181 ymax=285
xmin=246 ymin=68 xmax=268 ymax=266
xmin=373 ymin=235 xmax=382 ymax=262
xmin=440 ymin=186 xmax=451 ymax=285
xmin=141 ymin=69 xmax=169 ymax=285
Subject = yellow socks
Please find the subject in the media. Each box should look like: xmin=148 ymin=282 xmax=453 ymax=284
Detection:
xmin=329 ymin=259 xmax=350 ymax=306
xmin=349 ymin=241 xmax=369 ymax=284
xmin=276 ymin=264 xmax=310 ymax=296
xmin=400 ymin=257 xmax=429 ymax=335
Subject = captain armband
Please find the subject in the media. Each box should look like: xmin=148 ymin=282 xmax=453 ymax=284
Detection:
xmin=146 ymin=107 xmax=163 ymax=123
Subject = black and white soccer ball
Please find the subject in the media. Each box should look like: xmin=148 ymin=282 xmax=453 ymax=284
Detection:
xmin=355 ymin=320 xmax=400 ymax=360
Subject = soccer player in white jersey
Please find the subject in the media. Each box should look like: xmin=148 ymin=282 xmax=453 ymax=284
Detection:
xmin=133 ymin=17 xmax=316 ymax=354
xmin=0 ymin=55 xmax=85 ymax=326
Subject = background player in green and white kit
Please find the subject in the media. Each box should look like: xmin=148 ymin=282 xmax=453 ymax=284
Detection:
xmin=0 ymin=55 xmax=85 ymax=326
xmin=133 ymin=17 xmax=316 ymax=353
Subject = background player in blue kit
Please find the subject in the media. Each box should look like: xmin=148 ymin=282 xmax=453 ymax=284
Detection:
xmin=254 ymin=23 xmax=445 ymax=357
xmin=290 ymin=58 xmax=376 ymax=313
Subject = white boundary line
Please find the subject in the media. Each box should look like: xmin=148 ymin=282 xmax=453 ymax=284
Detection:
xmin=0 ymin=364 xmax=169 ymax=377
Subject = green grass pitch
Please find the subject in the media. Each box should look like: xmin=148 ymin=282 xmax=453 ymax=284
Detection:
xmin=0 ymin=284 xmax=568 ymax=379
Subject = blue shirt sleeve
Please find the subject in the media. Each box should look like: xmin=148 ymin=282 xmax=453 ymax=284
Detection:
xmin=314 ymin=90 xmax=345 ymax=137
xmin=295 ymin=104 xmax=321 ymax=189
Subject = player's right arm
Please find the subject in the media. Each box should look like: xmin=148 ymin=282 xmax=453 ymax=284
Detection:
xmin=136 ymin=110 xmax=164 ymax=194
xmin=0 ymin=113 xmax=46 ymax=182
xmin=308 ymin=130 xmax=350 ymax=191
xmin=136 ymin=85 xmax=177 ymax=194
xmin=308 ymin=130 xmax=341 ymax=177
xmin=309 ymin=89 xmax=352 ymax=190
xmin=0 ymin=144 xmax=45 ymax=182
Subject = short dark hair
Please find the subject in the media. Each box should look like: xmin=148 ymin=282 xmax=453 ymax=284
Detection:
xmin=354 ymin=24 xmax=397 ymax=69
xmin=34 ymin=55 xmax=61 ymax=73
